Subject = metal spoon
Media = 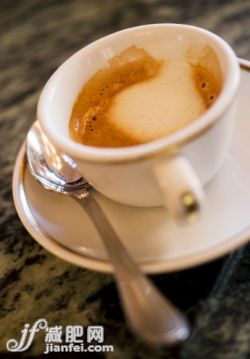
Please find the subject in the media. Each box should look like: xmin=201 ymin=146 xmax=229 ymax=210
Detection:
xmin=26 ymin=121 xmax=190 ymax=345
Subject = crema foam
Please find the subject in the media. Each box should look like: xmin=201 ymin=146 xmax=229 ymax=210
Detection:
xmin=69 ymin=43 xmax=222 ymax=147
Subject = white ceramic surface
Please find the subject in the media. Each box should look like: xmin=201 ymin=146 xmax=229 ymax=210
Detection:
xmin=38 ymin=24 xmax=240 ymax=216
xmin=13 ymin=62 xmax=250 ymax=274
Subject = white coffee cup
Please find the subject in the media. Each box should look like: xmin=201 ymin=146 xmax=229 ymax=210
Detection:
xmin=38 ymin=24 xmax=240 ymax=222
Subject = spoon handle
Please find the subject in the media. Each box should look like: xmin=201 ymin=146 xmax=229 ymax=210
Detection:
xmin=72 ymin=191 xmax=190 ymax=345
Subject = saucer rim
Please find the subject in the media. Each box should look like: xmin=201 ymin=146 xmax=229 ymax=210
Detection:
xmin=12 ymin=59 xmax=250 ymax=274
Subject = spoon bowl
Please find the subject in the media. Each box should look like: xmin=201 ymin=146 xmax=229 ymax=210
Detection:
xmin=27 ymin=121 xmax=88 ymax=194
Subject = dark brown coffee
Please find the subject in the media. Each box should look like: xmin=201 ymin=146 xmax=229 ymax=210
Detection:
xmin=69 ymin=45 xmax=222 ymax=148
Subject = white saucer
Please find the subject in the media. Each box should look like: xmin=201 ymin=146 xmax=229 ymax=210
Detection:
xmin=12 ymin=59 xmax=250 ymax=274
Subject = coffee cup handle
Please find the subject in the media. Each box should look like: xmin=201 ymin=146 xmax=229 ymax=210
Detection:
xmin=154 ymin=155 xmax=205 ymax=223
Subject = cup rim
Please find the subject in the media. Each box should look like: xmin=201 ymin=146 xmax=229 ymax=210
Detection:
xmin=38 ymin=23 xmax=240 ymax=163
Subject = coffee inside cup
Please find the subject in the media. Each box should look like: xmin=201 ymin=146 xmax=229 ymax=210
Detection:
xmin=69 ymin=42 xmax=222 ymax=148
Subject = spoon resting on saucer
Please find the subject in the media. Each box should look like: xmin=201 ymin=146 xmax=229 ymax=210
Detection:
xmin=26 ymin=121 xmax=190 ymax=345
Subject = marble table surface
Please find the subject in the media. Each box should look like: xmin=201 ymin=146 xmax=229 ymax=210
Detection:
xmin=1 ymin=1 xmax=250 ymax=358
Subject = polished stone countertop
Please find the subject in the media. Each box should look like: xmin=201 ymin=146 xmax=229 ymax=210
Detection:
xmin=1 ymin=1 xmax=250 ymax=358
